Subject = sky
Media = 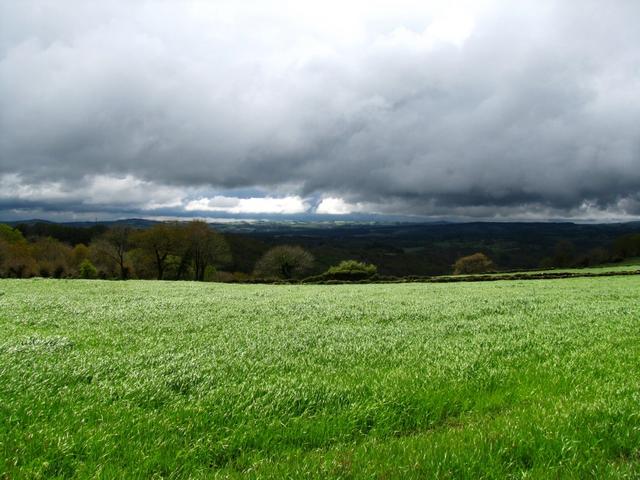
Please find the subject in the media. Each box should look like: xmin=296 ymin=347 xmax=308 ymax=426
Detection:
xmin=1 ymin=0 xmax=640 ymax=222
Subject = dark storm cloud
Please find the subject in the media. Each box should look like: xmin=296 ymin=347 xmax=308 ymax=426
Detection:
xmin=1 ymin=0 xmax=640 ymax=219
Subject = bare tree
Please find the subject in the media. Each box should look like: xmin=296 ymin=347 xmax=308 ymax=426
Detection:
xmin=180 ymin=221 xmax=231 ymax=281
xmin=93 ymin=226 xmax=132 ymax=279
xmin=132 ymin=223 xmax=181 ymax=280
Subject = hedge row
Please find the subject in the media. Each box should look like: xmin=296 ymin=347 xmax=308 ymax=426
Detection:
xmin=245 ymin=269 xmax=640 ymax=285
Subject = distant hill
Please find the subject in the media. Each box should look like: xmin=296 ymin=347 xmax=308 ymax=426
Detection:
xmin=7 ymin=218 xmax=161 ymax=229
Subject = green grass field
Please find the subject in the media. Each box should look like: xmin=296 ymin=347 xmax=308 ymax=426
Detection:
xmin=1 ymin=277 xmax=640 ymax=478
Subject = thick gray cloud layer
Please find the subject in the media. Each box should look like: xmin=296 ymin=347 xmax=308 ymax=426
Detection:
xmin=1 ymin=0 xmax=640 ymax=220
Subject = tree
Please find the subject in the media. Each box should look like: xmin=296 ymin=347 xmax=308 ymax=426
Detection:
xmin=70 ymin=244 xmax=90 ymax=272
xmin=0 ymin=224 xmax=26 ymax=244
xmin=254 ymin=245 xmax=314 ymax=279
xmin=552 ymin=240 xmax=575 ymax=267
xmin=92 ymin=226 xmax=133 ymax=279
xmin=0 ymin=241 xmax=36 ymax=278
xmin=0 ymin=225 xmax=34 ymax=278
xmin=180 ymin=221 xmax=231 ymax=281
xmin=126 ymin=248 xmax=156 ymax=279
xmin=132 ymin=223 xmax=181 ymax=280
xmin=453 ymin=252 xmax=495 ymax=275
xmin=613 ymin=234 xmax=640 ymax=259
xmin=31 ymin=237 xmax=71 ymax=278
xmin=575 ymin=247 xmax=610 ymax=267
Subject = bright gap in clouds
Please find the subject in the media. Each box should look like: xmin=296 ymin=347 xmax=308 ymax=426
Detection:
xmin=316 ymin=197 xmax=356 ymax=215
xmin=185 ymin=196 xmax=309 ymax=214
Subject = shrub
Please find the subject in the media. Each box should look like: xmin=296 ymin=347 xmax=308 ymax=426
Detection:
xmin=211 ymin=271 xmax=236 ymax=283
xmin=38 ymin=263 xmax=51 ymax=278
xmin=53 ymin=264 xmax=66 ymax=279
xmin=324 ymin=260 xmax=378 ymax=280
xmin=79 ymin=259 xmax=98 ymax=279
xmin=204 ymin=265 xmax=217 ymax=282
xmin=453 ymin=253 xmax=495 ymax=275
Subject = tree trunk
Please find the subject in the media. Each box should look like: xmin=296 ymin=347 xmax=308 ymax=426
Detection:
xmin=155 ymin=249 xmax=165 ymax=280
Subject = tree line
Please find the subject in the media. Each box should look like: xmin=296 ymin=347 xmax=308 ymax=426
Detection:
xmin=1 ymin=221 xmax=639 ymax=281
xmin=0 ymin=221 xmax=231 ymax=281
xmin=0 ymin=221 xmax=379 ymax=281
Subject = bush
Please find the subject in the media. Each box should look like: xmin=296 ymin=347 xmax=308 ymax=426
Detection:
xmin=38 ymin=263 xmax=51 ymax=278
xmin=453 ymin=253 xmax=495 ymax=275
xmin=53 ymin=264 xmax=66 ymax=279
xmin=204 ymin=265 xmax=217 ymax=282
xmin=323 ymin=260 xmax=378 ymax=280
xmin=79 ymin=259 xmax=98 ymax=279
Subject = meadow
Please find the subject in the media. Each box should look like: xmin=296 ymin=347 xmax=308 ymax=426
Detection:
xmin=1 ymin=276 xmax=640 ymax=478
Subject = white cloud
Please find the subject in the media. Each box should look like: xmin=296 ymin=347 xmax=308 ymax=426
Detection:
xmin=425 ymin=10 xmax=475 ymax=47
xmin=376 ymin=10 xmax=475 ymax=51
xmin=185 ymin=195 xmax=309 ymax=214
xmin=84 ymin=175 xmax=184 ymax=208
xmin=316 ymin=197 xmax=360 ymax=215
xmin=0 ymin=174 xmax=184 ymax=210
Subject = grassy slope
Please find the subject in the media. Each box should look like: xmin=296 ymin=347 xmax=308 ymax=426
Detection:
xmin=500 ymin=262 xmax=640 ymax=276
xmin=442 ymin=262 xmax=640 ymax=280
xmin=1 ymin=278 xmax=640 ymax=478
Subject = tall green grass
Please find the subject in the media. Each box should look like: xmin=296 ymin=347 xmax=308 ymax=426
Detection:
xmin=1 ymin=277 xmax=639 ymax=478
